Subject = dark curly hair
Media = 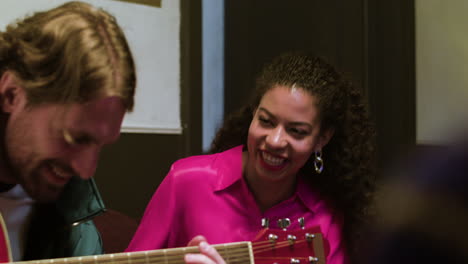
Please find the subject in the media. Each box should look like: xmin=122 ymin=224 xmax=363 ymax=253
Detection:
xmin=210 ymin=51 xmax=376 ymax=261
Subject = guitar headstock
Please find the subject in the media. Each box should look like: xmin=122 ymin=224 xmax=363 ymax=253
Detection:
xmin=251 ymin=223 xmax=328 ymax=264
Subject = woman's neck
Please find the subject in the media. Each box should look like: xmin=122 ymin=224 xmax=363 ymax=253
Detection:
xmin=242 ymin=152 xmax=297 ymax=212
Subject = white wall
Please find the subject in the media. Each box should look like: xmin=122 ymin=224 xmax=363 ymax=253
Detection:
xmin=0 ymin=0 xmax=181 ymax=134
xmin=416 ymin=0 xmax=468 ymax=144
xmin=202 ymin=0 xmax=224 ymax=151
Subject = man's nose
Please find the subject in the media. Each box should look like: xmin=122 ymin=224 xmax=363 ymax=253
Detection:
xmin=70 ymin=147 xmax=100 ymax=180
xmin=266 ymin=126 xmax=287 ymax=149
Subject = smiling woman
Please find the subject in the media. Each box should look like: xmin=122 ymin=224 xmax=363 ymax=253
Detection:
xmin=126 ymin=52 xmax=376 ymax=264
xmin=244 ymin=85 xmax=333 ymax=212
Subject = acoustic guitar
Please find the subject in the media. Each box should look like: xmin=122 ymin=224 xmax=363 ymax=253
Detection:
xmin=0 ymin=214 xmax=327 ymax=264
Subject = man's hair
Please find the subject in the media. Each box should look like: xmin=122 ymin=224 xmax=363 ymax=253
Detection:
xmin=0 ymin=1 xmax=136 ymax=110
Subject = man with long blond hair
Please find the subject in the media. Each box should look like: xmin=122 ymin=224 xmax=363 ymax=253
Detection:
xmin=0 ymin=1 xmax=135 ymax=260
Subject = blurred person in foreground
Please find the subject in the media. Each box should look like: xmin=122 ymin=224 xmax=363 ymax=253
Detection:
xmin=363 ymin=132 xmax=468 ymax=264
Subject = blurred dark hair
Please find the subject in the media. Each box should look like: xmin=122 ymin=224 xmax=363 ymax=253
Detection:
xmin=363 ymin=139 xmax=468 ymax=264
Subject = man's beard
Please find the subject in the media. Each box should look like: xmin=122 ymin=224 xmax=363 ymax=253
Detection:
xmin=10 ymin=161 xmax=65 ymax=203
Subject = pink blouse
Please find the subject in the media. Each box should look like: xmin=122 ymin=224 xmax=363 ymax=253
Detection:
xmin=126 ymin=146 xmax=347 ymax=264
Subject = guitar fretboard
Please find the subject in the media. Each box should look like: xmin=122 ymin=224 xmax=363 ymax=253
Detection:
xmin=12 ymin=242 xmax=253 ymax=264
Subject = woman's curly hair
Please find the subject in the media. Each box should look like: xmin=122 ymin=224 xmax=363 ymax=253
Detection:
xmin=210 ymin=51 xmax=376 ymax=261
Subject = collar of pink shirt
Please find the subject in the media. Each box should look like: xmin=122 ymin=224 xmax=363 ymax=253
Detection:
xmin=213 ymin=145 xmax=325 ymax=214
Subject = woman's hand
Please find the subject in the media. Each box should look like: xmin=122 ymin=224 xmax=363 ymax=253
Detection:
xmin=184 ymin=235 xmax=226 ymax=264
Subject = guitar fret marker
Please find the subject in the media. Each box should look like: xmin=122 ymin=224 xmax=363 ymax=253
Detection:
xmin=126 ymin=252 xmax=132 ymax=264
xmin=144 ymin=250 xmax=150 ymax=264
xmin=222 ymin=243 xmax=230 ymax=263
xmin=163 ymin=249 xmax=168 ymax=264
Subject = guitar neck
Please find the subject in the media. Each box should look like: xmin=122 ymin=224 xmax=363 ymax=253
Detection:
xmin=1 ymin=213 xmax=324 ymax=264
xmin=13 ymin=242 xmax=253 ymax=264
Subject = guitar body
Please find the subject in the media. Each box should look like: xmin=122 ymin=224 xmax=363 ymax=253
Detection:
xmin=0 ymin=213 xmax=12 ymax=263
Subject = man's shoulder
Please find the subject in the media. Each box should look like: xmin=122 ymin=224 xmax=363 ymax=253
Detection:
xmin=55 ymin=178 xmax=105 ymax=225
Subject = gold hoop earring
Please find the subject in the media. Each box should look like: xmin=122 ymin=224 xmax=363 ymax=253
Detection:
xmin=314 ymin=150 xmax=324 ymax=174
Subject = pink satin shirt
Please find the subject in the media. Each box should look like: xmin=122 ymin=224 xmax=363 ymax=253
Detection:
xmin=126 ymin=146 xmax=347 ymax=264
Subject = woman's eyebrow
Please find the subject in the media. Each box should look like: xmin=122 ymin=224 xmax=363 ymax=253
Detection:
xmin=257 ymin=107 xmax=275 ymax=118
xmin=288 ymin=121 xmax=312 ymax=128
xmin=258 ymin=107 xmax=312 ymax=128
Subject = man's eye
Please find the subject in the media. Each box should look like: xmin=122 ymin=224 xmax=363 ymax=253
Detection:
xmin=63 ymin=130 xmax=91 ymax=145
xmin=75 ymin=137 xmax=91 ymax=145
xmin=63 ymin=130 xmax=76 ymax=145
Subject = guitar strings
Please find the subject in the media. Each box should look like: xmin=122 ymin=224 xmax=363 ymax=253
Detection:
xmin=14 ymin=247 xmax=252 ymax=264
xmin=252 ymin=239 xmax=309 ymax=254
xmin=14 ymin=238 xmax=316 ymax=264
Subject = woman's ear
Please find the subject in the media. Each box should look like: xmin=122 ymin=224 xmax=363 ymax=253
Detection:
xmin=316 ymin=128 xmax=335 ymax=150
xmin=0 ymin=71 xmax=26 ymax=113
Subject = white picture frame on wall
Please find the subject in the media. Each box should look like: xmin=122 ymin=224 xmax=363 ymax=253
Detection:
xmin=0 ymin=0 xmax=182 ymax=134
